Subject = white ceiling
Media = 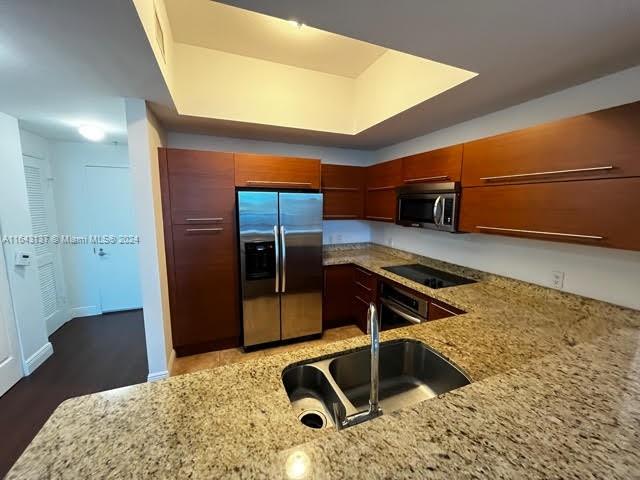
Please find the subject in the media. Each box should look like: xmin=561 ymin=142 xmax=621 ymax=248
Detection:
xmin=164 ymin=0 xmax=386 ymax=78
xmin=1 ymin=0 xmax=639 ymax=149
xmin=0 ymin=0 xmax=172 ymax=144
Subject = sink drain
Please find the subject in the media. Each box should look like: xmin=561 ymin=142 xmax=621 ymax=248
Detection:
xmin=298 ymin=410 xmax=327 ymax=429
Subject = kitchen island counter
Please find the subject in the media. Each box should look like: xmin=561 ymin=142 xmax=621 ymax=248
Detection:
xmin=7 ymin=244 xmax=639 ymax=479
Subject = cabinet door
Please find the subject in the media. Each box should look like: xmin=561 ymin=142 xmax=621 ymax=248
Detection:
xmin=459 ymin=178 xmax=640 ymax=251
xmin=323 ymin=265 xmax=355 ymax=330
xmin=353 ymin=294 xmax=371 ymax=334
xmin=171 ymin=225 xmax=240 ymax=352
xmin=402 ymin=145 xmax=463 ymax=183
xmin=365 ymin=189 xmax=396 ymax=222
xmin=365 ymin=159 xmax=401 ymax=222
xmin=235 ymin=153 xmax=321 ymax=189
xmin=462 ymin=101 xmax=640 ymax=187
xmin=321 ymin=164 xmax=364 ymax=220
xmin=166 ymin=149 xmax=235 ymax=225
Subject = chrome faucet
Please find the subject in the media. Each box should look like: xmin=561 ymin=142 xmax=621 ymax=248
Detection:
xmin=333 ymin=303 xmax=382 ymax=429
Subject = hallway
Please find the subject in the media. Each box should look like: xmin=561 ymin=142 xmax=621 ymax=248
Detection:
xmin=0 ymin=310 xmax=147 ymax=477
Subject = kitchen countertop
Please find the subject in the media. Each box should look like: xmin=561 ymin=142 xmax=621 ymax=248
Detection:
xmin=7 ymin=243 xmax=640 ymax=479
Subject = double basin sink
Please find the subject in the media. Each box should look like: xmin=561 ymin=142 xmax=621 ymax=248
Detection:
xmin=282 ymin=339 xmax=471 ymax=429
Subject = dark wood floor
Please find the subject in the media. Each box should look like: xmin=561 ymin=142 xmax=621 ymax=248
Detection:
xmin=0 ymin=310 xmax=147 ymax=477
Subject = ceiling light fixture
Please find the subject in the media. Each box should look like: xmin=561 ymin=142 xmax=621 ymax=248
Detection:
xmin=287 ymin=19 xmax=305 ymax=29
xmin=78 ymin=124 xmax=105 ymax=142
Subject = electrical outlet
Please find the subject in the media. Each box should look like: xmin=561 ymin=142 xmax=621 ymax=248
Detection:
xmin=551 ymin=270 xmax=565 ymax=289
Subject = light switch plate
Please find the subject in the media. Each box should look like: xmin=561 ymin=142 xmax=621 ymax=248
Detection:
xmin=551 ymin=270 xmax=565 ymax=289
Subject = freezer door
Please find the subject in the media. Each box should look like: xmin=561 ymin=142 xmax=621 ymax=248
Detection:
xmin=238 ymin=191 xmax=281 ymax=346
xmin=278 ymin=192 xmax=323 ymax=340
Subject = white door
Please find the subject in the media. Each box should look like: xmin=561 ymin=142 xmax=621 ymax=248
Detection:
xmin=23 ymin=155 xmax=69 ymax=334
xmin=0 ymin=243 xmax=23 ymax=396
xmin=85 ymin=166 xmax=142 ymax=312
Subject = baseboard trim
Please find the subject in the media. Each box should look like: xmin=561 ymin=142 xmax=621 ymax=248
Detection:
xmin=147 ymin=370 xmax=169 ymax=382
xmin=71 ymin=306 xmax=101 ymax=318
xmin=24 ymin=342 xmax=54 ymax=375
xmin=167 ymin=349 xmax=176 ymax=377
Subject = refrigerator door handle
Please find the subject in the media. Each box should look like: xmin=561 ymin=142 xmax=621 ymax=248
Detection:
xmin=273 ymin=225 xmax=280 ymax=293
xmin=280 ymin=225 xmax=287 ymax=293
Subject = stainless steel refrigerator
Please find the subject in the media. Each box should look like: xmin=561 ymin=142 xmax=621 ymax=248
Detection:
xmin=238 ymin=191 xmax=323 ymax=347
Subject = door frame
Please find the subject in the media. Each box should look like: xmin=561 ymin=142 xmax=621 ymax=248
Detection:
xmin=0 ymin=237 xmax=25 ymax=395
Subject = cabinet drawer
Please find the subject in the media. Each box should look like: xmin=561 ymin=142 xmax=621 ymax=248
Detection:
xmin=353 ymin=266 xmax=376 ymax=290
xmin=462 ymin=101 xmax=640 ymax=187
xmin=459 ymin=177 xmax=640 ymax=251
xmin=402 ymin=145 xmax=463 ymax=183
xmin=365 ymin=189 xmax=396 ymax=222
xmin=166 ymin=149 xmax=235 ymax=225
xmin=235 ymin=153 xmax=321 ymax=189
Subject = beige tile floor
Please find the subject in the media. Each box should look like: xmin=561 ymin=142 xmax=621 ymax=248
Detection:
xmin=171 ymin=325 xmax=363 ymax=377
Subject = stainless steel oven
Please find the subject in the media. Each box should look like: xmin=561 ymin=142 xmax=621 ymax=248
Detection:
xmin=379 ymin=282 xmax=428 ymax=330
xmin=396 ymin=182 xmax=460 ymax=232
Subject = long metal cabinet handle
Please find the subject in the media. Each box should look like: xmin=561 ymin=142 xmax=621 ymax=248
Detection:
xmin=185 ymin=228 xmax=223 ymax=232
xmin=185 ymin=217 xmax=223 ymax=222
xmin=366 ymin=216 xmax=393 ymax=221
xmin=404 ymin=175 xmax=449 ymax=183
xmin=479 ymin=165 xmax=613 ymax=181
xmin=247 ymin=180 xmax=312 ymax=186
xmin=380 ymin=298 xmax=423 ymax=325
xmin=324 ymin=214 xmax=359 ymax=219
xmin=432 ymin=196 xmax=443 ymax=226
xmin=273 ymin=225 xmax=280 ymax=293
xmin=476 ymin=226 xmax=603 ymax=240
xmin=367 ymin=186 xmax=396 ymax=191
xmin=322 ymin=187 xmax=359 ymax=192
xmin=280 ymin=225 xmax=287 ymax=293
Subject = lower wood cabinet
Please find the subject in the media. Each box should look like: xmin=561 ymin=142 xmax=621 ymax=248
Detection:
xmin=459 ymin=177 xmax=640 ymax=251
xmin=429 ymin=299 xmax=464 ymax=321
xmin=323 ymin=265 xmax=356 ymax=330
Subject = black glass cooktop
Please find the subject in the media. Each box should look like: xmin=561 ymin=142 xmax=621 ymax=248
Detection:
xmin=382 ymin=264 xmax=476 ymax=289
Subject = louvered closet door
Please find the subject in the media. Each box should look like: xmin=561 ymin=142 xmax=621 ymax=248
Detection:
xmin=23 ymin=155 xmax=68 ymax=334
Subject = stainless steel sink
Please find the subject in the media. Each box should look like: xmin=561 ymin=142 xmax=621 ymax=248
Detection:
xmin=282 ymin=339 xmax=471 ymax=429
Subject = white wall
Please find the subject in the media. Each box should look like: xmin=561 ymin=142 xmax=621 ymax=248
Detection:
xmin=49 ymin=141 xmax=130 ymax=316
xmin=323 ymin=220 xmax=370 ymax=245
xmin=365 ymin=65 xmax=640 ymax=309
xmin=125 ymin=98 xmax=173 ymax=381
xmin=167 ymin=132 xmax=371 ymax=165
xmin=0 ymin=113 xmax=51 ymax=374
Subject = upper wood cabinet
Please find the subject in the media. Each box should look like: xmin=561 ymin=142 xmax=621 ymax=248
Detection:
xmin=402 ymin=145 xmax=463 ymax=183
xmin=321 ymin=164 xmax=364 ymax=220
xmin=235 ymin=153 xmax=321 ymax=189
xmin=365 ymin=159 xmax=402 ymax=222
xmin=165 ymin=149 xmax=235 ymax=225
xmin=462 ymin=101 xmax=640 ymax=187
xmin=459 ymin=177 xmax=640 ymax=251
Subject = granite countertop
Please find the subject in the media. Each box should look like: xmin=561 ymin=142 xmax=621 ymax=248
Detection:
xmin=7 ymin=244 xmax=640 ymax=479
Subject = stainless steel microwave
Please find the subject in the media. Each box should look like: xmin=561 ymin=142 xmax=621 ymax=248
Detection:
xmin=396 ymin=182 xmax=460 ymax=232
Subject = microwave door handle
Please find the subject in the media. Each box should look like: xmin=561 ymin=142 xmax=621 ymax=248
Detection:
xmin=273 ymin=225 xmax=280 ymax=293
xmin=433 ymin=196 xmax=443 ymax=226
xmin=440 ymin=198 xmax=447 ymax=225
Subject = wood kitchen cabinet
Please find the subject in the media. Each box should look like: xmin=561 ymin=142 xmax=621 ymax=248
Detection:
xmin=235 ymin=153 xmax=321 ymax=189
xmin=365 ymin=159 xmax=402 ymax=222
xmin=352 ymin=266 xmax=378 ymax=332
xmin=459 ymin=177 xmax=640 ymax=251
xmin=159 ymin=148 xmax=240 ymax=356
xmin=462 ymin=101 xmax=640 ymax=187
xmin=429 ymin=299 xmax=464 ymax=321
xmin=321 ymin=164 xmax=365 ymax=220
xmin=323 ymin=265 xmax=356 ymax=330
xmin=402 ymin=144 xmax=463 ymax=184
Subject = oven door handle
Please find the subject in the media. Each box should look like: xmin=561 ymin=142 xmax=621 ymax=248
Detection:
xmin=380 ymin=298 xmax=424 ymax=325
